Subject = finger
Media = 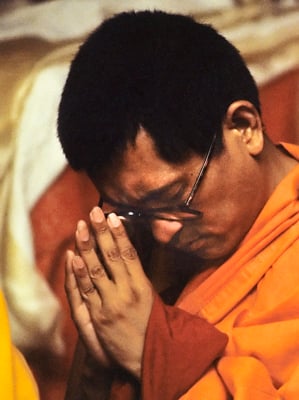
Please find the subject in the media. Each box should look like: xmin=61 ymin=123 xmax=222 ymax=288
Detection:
xmin=65 ymin=251 xmax=98 ymax=328
xmin=72 ymin=255 xmax=99 ymax=301
xmin=89 ymin=207 xmax=129 ymax=284
xmin=66 ymin=253 xmax=111 ymax=368
xmin=107 ymin=213 xmax=147 ymax=281
xmin=76 ymin=220 xmax=112 ymax=293
xmin=64 ymin=250 xmax=85 ymax=312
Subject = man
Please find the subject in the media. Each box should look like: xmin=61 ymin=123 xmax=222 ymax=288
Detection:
xmin=57 ymin=10 xmax=299 ymax=399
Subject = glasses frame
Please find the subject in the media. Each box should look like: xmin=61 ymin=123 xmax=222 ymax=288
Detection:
xmin=99 ymin=133 xmax=217 ymax=222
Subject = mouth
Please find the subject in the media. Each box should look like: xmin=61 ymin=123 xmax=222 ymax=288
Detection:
xmin=168 ymin=233 xmax=208 ymax=253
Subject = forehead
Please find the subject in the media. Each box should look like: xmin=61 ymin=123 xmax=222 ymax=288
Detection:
xmin=96 ymin=128 xmax=200 ymax=202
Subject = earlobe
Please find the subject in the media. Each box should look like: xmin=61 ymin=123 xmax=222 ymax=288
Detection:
xmin=225 ymin=100 xmax=264 ymax=156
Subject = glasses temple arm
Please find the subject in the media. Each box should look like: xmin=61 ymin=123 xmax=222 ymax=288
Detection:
xmin=184 ymin=133 xmax=216 ymax=207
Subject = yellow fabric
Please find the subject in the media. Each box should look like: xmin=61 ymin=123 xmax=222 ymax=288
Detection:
xmin=177 ymin=143 xmax=299 ymax=399
xmin=0 ymin=290 xmax=39 ymax=400
xmin=0 ymin=36 xmax=81 ymax=353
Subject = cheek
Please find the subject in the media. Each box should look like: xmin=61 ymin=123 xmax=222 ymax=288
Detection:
xmin=203 ymin=192 xmax=259 ymax=246
xmin=203 ymin=165 xmax=259 ymax=227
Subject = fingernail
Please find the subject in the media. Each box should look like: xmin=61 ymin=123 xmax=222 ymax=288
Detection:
xmin=90 ymin=206 xmax=104 ymax=223
xmin=77 ymin=220 xmax=89 ymax=242
xmin=66 ymin=249 xmax=74 ymax=259
xmin=108 ymin=213 xmax=121 ymax=228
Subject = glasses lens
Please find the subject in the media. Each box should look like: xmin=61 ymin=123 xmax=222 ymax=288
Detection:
xmin=110 ymin=209 xmax=201 ymax=223
xmin=153 ymin=210 xmax=200 ymax=221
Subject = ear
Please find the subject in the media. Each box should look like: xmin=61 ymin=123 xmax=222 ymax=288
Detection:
xmin=224 ymin=100 xmax=264 ymax=156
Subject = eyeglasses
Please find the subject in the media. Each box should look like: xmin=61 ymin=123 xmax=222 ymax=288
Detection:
xmin=99 ymin=134 xmax=216 ymax=223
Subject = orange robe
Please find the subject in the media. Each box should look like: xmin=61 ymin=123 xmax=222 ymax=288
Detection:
xmin=0 ymin=290 xmax=39 ymax=400
xmin=175 ymin=143 xmax=299 ymax=399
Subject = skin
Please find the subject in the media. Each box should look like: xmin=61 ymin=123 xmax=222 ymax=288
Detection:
xmin=65 ymin=211 xmax=154 ymax=377
xmin=65 ymin=100 xmax=298 ymax=378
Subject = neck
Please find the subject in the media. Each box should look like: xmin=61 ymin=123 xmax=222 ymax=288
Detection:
xmin=148 ymin=244 xmax=220 ymax=295
xmin=262 ymin=138 xmax=298 ymax=196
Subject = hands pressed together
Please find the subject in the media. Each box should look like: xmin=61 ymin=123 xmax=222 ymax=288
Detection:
xmin=65 ymin=206 xmax=155 ymax=378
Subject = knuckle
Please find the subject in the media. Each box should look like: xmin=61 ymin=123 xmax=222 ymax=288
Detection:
xmin=121 ymin=246 xmax=137 ymax=260
xmin=75 ymin=267 xmax=88 ymax=278
xmin=118 ymin=291 xmax=132 ymax=306
xmin=101 ymin=300 xmax=126 ymax=322
xmin=80 ymin=247 xmax=94 ymax=257
xmin=94 ymin=306 xmax=116 ymax=326
xmin=97 ymin=313 xmax=113 ymax=326
xmin=120 ymin=288 xmax=139 ymax=307
xmin=105 ymin=247 xmax=121 ymax=262
xmin=132 ymin=281 xmax=152 ymax=298
xmin=114 ymin=227 xmax=127 ymax=237
xmin=76 ymin=236 xmax=95 ymax=250
xmin=96 ymin=224 xmax=109 ymax=235
xmin=90 ymin=265 xmax=106 ymax=279
xmin=82 ymin=285 xmax=96 ymax=295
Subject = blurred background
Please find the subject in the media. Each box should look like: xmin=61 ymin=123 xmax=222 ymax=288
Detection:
xmin=1 ymin=1 xmax=299 ymax=399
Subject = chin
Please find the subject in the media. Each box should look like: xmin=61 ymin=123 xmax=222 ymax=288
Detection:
xmin=180 ymin=238 xmax=235 ymax=265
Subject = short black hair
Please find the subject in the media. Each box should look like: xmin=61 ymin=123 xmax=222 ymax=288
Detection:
xmin=58 ymin=10 xmax=260 ymax=176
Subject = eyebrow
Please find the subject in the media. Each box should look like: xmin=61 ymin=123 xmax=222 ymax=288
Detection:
xmin=102 ymin=180 xmax=185 ymax=207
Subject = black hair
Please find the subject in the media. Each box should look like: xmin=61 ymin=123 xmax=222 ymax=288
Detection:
xmin=58 ymin=10 xmax=260 ymax=176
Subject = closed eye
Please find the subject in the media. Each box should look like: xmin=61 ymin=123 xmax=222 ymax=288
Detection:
xmin=100 ymin=181 xmax=188 ymax=210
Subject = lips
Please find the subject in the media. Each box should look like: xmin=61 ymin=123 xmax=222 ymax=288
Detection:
xmin=184 ymin=239 xmax=205 ymax=252
xmin=170 ymin=235 xmax=207 ymax=253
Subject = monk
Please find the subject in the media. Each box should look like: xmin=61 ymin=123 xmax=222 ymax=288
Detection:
xmin=0 ymin=290 xmax=39 ymax=400
xmin=57 ymin=11 xmax=299 ymax=399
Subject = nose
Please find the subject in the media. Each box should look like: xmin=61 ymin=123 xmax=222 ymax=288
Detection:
xmin=150 ymin=219 xmax=183 ymax=244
